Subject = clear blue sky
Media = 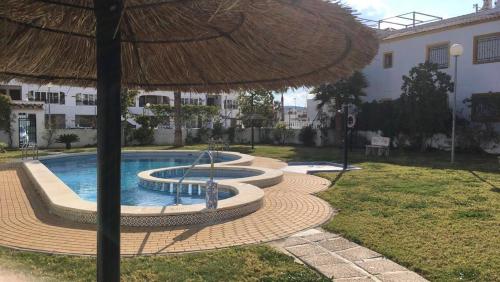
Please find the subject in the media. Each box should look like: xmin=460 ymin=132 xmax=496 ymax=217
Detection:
xmin=279 ymin=0 xmax=479 ymax=106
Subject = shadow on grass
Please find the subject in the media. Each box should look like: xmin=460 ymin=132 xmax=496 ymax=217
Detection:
xmin=328 ymin=170 xmax=346 ymax=188
xmin=275 ymin=146 xmax=499 ymax=173
xmin=469 ymin=170 xmax=500 ymax=193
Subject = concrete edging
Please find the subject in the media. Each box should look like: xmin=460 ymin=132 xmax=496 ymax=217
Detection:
xmin=23 ymin=150 xmax=267 ymax=227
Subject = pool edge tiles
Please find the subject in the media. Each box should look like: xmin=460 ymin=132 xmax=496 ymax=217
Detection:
xmin=22 ymin=150 xmax=266 ymax=227
xmin=139 ymin=165 xmax=284 ymax=191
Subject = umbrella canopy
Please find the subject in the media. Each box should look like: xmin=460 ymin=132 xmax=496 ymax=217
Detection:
xmin=0 ymin=0 xmax=378 ymax=92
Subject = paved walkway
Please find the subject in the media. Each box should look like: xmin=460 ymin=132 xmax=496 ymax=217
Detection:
xmin=276 ymin=229 xmax=428 ymax=282
xmin=0 ymin=158 xmax=333 ymax=255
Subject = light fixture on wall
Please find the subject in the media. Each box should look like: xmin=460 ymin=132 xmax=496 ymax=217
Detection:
xmin=450 ymin=43 xmax=464 ymax=164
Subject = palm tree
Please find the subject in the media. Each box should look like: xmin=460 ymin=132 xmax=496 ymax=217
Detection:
xmin=311 ymin=71 xmax=368 ymax=145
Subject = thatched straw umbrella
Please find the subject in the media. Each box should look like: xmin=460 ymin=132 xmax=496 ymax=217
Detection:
xmin=0 ymin=0 xmax=378 ymax=280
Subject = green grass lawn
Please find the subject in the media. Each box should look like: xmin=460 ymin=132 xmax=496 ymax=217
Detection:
xmin=314 ymin=156 xmax=499 ymax=281
xmin=0 ymin=246 xmax=327 ymax=282
xmin=0 ymin=144 xmax=499 ymax=281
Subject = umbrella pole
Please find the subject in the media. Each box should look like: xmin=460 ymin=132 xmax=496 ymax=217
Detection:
xmin=94 ymin=0 xmax=123 ymax=281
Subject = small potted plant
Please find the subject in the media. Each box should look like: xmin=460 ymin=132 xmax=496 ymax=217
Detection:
xmin=56 ymin=134 xmax=80 ymax=150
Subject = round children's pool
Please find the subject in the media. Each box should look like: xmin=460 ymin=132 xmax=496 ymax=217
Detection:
xmin=40 ymin=152 xmax=240 ymax=206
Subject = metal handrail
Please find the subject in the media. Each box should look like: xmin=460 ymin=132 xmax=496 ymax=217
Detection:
xmin=176 ymin=150 xmax=215 ymax=205
xmin=21 ymin=142 xmax=39 ymax=160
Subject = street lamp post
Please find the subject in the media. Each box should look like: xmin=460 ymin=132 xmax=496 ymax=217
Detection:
xmin=251 ymin=92 xmax=255 ymax=149
xmin=143 ymin=102 xmax=151 ymax=116
xmin=450 ymin=44 xmax=464 ymax=164
xmin=343 ymin=103 xmax=349 ymax=170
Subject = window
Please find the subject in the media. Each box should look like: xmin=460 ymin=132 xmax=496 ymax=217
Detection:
xmin=180 ymin=97 xmax=203 ymax=105
xmin=383 ymin=52 xmax=393 ymax=69
xmin=76 ymin=93 xmax=97 ymax=106
xmin=427 ymin=43 xmax=449 ymax=68
xmin=45 ymin=114 xmax=66 ymax=129
xmin=474 ymin=33 xmax=500 ymax=64
xmin=8 ymin=89 xmax=21 ymax=100
xmin=47 ymin=92 xmax=59 ymax=104
xmin=471 ymin=93 xmax=500 ymax=122
xmin=0 ymin=85 xmax=22 ymax=100
xmin=75 ymin=115 xmax=97 ymax=128
xmin=224 ymin=99 xmax=238 ymax=109
xmin=29 ymin=91 xmax=65 ymax=104
xmin=138 ymin=95 xmax=170 ymax=107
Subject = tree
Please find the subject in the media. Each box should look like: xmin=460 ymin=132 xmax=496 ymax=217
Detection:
xmin=299 ymin=125 xmax=317 ymax=147
xmin=174 ymin=91 xmax=182 ymax=147
xmin=131 ymin=115 xmax=160 ymax=145
xmin=0 ymin=94 xmax=12 ymax=147
xmin=399 ymin=62 xmax=453 ymax=150
xmin=151 ymin=103 xmax=219 ymax=144
xmin=273 ymin=122 xmax=294 ymax=145
xmin=120 ymin=89 xmax=139 ymax=146
xmin=311 ymin=71 xmax=368 ymax=145
xmin=237 ymin=90 xmax=276 ymax=128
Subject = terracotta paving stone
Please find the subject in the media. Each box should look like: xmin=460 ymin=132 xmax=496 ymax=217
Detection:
xmin=0 ymin=158 xmax=333 ymax=255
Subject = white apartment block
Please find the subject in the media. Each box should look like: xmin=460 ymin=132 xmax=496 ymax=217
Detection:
xmin=0 ymin=81 xmax=241 ymax=130
xmin=363 ymin=4 xmax=500 ymax=122
xmin=308 ymin=3 xmax=500 ymax=125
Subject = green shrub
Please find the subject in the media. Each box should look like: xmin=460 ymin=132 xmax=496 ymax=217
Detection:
xmin=226 ymin=126 xmax=236 ymax=144
xmin=131 ymin=127 xmax=155 ymax=145
xmin=211 ymin=121 xmax=224 ymax=139
xmin=259 ymin=128 xmax=274 ymax=144
xmin=0 ymin=94 xmax=12 ymax=146
xmin=299 ymin=126 xmax=317 ymax=147
xmin=56 ymin=134 xmax=80 ymax=149
xmin=185 ymin=130 xmax=195 ymax=145
xmin=131 ymin=116 xmax=159 ymax=145
xmin=0 ymin=142 xmax=7 ymax=153
xmin=273 ymin=122 xmax=294 ymax=145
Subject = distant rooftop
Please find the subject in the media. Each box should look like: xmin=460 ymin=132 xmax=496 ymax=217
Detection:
xmin=361 ymin=6 xmax=500 ymax=41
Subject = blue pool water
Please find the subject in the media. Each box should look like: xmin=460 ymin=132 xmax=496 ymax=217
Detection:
xmin=41 ymin=153 xmax=237 ymax=206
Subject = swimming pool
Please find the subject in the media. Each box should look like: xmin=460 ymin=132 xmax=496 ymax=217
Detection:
xmin=41 ymin=152 xmax=238 ymax=206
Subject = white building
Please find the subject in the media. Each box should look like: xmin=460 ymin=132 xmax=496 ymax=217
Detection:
xmin=307 ymin=3 xmax=500 ymax=126
xmin=363 ymin=3 xmax=500 ymax=121
xmin=0 ymin=81 xmax=240 ymax=128
xmin=0 ymin=81 xmax=241 ymax=147
xmin=284 ymin=106 xmax=308 ymax=129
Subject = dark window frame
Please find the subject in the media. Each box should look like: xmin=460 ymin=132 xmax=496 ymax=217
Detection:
xmin=426 ymin=42 xmax=450 ymax=69
xmin=383 ymin=52 xmax=393 ymax=69
xmin=471 ymin=92 xmax=500 ymax=123
xmin=473 ymin=32 xmax=500 ymax=65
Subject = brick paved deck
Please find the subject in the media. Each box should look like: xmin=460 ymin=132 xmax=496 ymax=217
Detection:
xmin=0 ymin=158 xmax=333 ymax=256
